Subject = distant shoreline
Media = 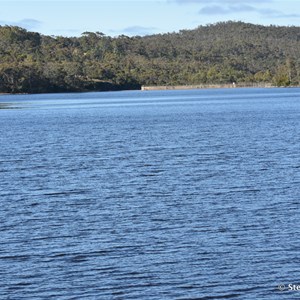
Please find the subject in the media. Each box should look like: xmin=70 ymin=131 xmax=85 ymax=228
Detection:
xmin=141 ymin=83 xmax=274 ymax=91
xmin=1 ymin=83 xmax=300 ymax=96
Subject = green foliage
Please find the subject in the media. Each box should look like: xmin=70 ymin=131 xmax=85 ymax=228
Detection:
xmin=0 ymin=22 xmax=300 ymax=93
xmin=273 ymin=65 xmax=291 ymax=87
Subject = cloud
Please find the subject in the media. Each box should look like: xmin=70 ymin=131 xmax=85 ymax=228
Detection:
xmin=119 ymin=26 xmax=158 ymax=36
xmin=0 ymin=19 xmax=42 ymax=30
xmin=52 ymin=29 xmax=82 ymax=37
xmin=198 ymin=4 xmax=300 ymax=18
xmin=199 ymin=4 xmax=256 ymax=15
xmin=257 ymin=9 xmax=300 ymax=18
xmin=171 ymin=0 xmax=300 ymax=19
xmin=172 ymin=0 xmax=273 ymax=4
xmin=16 ymin=19 xmax=42 ymax=30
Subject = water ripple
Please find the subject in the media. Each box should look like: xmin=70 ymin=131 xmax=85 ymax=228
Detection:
xmin=0 ymin=88 xmax=299 ymax=299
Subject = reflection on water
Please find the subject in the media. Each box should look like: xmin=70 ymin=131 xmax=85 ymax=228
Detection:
xmin=0 ymin=100 xmax=23 ymax=109
xmin=0 ymin=103 xmax=15 ymax=109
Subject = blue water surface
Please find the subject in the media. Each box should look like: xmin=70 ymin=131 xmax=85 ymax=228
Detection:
xmin=0 ymin=88 xmax=299 ymax=299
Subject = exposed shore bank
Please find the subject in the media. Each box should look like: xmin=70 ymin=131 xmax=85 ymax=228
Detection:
xmin=2 ymin=83 xmax=299 ymax=96
xmin=141 ymin=83 xmax=273 ymax=91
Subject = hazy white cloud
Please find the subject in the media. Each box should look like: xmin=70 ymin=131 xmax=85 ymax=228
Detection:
xmin=52 ymin=29 xmax=82 ymax=36
xmin=199 ymin=4 xmax=255 ymax=15
xmin=258 ymin=9 xmax=300 ymax=18
xmin=172 ymin=0 xmax=272 ymax=4
xmin=198 ymin=4 xmax=300 ymax=18
xmin=115 ymin=26 xmax=158 ymax=36
xmin=0 ymin=19 xmax=42 ymax=30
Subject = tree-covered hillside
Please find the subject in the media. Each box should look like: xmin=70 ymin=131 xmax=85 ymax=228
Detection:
xmin=0 ymin=21 xmax=299 ymax=93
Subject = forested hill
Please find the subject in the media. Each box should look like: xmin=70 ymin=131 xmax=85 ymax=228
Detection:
xmin=0 ymin=21 xmax=300 ymax=94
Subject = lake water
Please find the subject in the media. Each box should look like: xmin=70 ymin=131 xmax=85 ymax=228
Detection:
xmin=0 ymin=88 xmax=300 ymax=299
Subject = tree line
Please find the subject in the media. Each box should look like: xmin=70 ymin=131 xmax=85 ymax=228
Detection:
xmin=0 ymin=21 xmax=299 ymax=94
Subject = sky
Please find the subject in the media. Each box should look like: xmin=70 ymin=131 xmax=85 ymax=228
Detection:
xmin=0 ymin=0 xmax=300 ymax=37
